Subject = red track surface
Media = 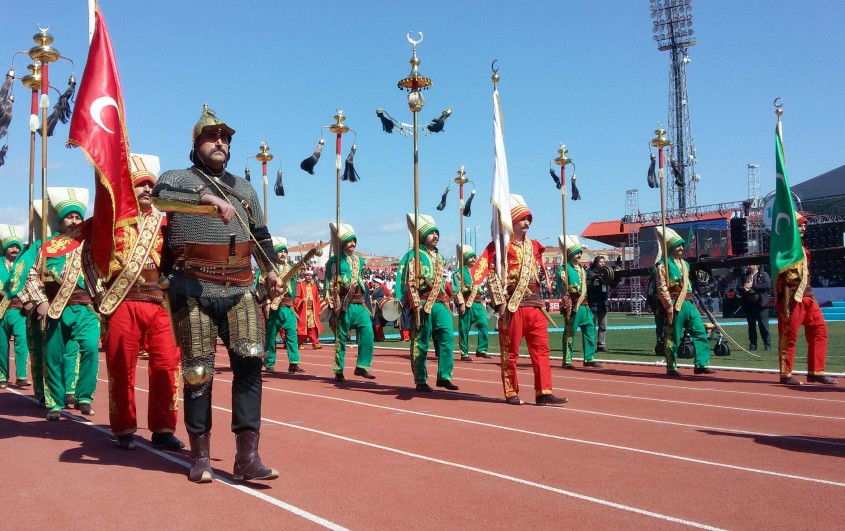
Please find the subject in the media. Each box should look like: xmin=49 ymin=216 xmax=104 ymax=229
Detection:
xmin=2 ymin=344 xmax=844 ymax=529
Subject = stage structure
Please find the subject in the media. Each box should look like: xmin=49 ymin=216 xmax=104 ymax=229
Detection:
xmin=649 ymin=0 xmax=698 ymax=213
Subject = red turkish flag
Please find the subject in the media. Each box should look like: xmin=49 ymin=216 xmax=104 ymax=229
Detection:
xmin=67 ymin=6 xmax=138 ymax=281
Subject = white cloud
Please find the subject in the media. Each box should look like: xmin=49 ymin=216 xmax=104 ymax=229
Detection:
xmin=276 ymin=218 xmax=334 ymax=243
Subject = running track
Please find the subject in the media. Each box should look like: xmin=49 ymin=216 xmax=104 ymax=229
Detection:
xmin=1 ymin=345 xmax=843 ymax=529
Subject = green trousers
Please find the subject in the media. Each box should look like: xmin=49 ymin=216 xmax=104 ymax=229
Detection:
xmin=28 ymin=318 xmax=77 ymax=400
xmin=265 ymin=306 xmax=299 ymax=367
xmin=411 ymin=301 xmax=454 ymax=384
xmin=333 ymin=303 xmax=374 ymax=373
xmin=663 ymin=299 xmax=710 ymax=371
xmin=564 ymin=305 xmax=597 ymax=364
xmin=44 ymin=305 xmax=100 ymax=412
xmin=0 ymin=308 xmax=29 ymax=382
xmin=458 ymin=302 xmax=488 ymax=356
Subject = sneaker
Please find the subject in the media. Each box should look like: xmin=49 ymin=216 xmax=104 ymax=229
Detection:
xmin=596 ymin=346 xmax=608 ymax=353
xmin=749 ymin=344 xmax=757 ymax=351
xmin=353 ymin=367 xmax=376 ymax=379
xmin=505 ymin=396 xmax=524 ymax=405
xmin=77 ymin=403 xmax=95 ymax=416
xmin=779 ymin=376 xmax=802 ymax=386
xmin=535 ymin=394 xmax=568 ymax=406
xmin=807 ymin=375 xmax=837 ymax=385
xmin=584 ymin=361 xmax=603 ymax=368
xmin=415 ymin=383 xmax=434 ymax=392
xmin=694 ymin=367 xmax=717 ymax=375
xmin=436 ymin=378 xmax=459 ymax=391
xmin=763 ymin=344 xmax=772 ymax=351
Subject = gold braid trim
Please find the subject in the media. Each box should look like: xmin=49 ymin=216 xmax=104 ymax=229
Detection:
xmin=98 ymin=213 xmax=162 ymax=316
xmin=794 ymin=261 xmax=809 ymax=303
xmin=572 ymin=264 xmax=587 ymax=313
xmin=466 ymin=284 xmax=478 ymax=306
xmin=47 ymin=247 xmax=83 ymax=320
xmin=341 ymin=255 xmax=360 ymax=311
xmin=269 ymin=262 xmax=291 ymax=310
xmin=0 ymin=296 xmax=10 ymax=320
xmin=506 ymin=240 xmax=534 ymax=313
xmin=423 ymin=250 xmax=443 ymax=314
xmin=674 ymin=259 xmax=688 ymax=313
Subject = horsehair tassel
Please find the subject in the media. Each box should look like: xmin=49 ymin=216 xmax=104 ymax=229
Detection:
xmin=244 ymin=166 xmax=251 ymax=182
xmin=647 ymin=152 xmax=657 ymax=189
xmin=342 ymin=143 xmax=361 ymax=182
xmin=549 ymin=168 xmax=561 ymax=190
xmin=436 ymin=184 xmax=450 ymax=211
xmin=462 ymin=189 xmax=476 ymax=217
xmin=570 ymin=174 xmax=581 ymax=201
xmin=376 ymin=108 xmax=394 ymax=134
xmin=44 ymin=74 xmax=76 ymax=137
xmin=274 ymin=168 xmax=284 ymax=196
xmin=300 ymin=137 xmax=324 ymax=174
xmin=0 ymin=143 xmax=7 ymax=167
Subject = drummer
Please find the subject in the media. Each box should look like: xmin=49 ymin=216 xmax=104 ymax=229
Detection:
xmin=371 ymin=276 xmax=396 ymax=342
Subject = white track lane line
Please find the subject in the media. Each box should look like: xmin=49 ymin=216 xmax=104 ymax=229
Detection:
xmin=310 ymin=350 xmax=845 ymax=404
xmin=285 ymin=359 xmax=845 ymax=421
xmin=67 ymin=380 xmax=722 ymax=530
xmin=2 ymin=387 xmax=347 ymax=530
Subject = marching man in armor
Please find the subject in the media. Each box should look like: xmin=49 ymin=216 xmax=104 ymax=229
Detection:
xmin=152 ymin=104 xmax=281 ymax=483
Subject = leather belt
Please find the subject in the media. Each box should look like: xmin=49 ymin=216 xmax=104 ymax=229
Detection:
xmin=420 ymin=289 xmax=449 ymax=304
xmin=173 ymin=241 xmax=254 ymax=286
xmin=69 ymin=289 xmax=93 ymax=306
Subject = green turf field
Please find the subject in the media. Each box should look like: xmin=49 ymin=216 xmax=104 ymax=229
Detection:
xmin=319 ymin=312 xmax=845 ymax=374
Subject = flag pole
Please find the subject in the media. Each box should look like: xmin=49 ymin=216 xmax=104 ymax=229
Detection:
xmin=651 ymin=126 xmax=671 ymax=289
xmin=554 ymin=144 xmax=572 ymax=262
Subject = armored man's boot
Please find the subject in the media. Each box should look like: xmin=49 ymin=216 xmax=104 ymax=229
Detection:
xmin=233 ymin=430 xmax=279 ymax=482
xmin=188 ymin=432 xmax=212 ymax=483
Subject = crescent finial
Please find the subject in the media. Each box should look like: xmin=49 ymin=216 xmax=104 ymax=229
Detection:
xmin=406 ymin=32 xmax=423 ymax=46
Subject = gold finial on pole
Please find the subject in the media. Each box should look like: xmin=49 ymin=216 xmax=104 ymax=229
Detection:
xmin=256 ymin=141 xmax=273 ymax=222
xmin=774 ymin=97 xmax=783 ymax=121
xmin=554 ymin=143 xmax=573 ymax=257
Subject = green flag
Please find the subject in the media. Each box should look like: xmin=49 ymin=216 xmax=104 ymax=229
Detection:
xmin=769 ymin=119 xmax=805 ymax=277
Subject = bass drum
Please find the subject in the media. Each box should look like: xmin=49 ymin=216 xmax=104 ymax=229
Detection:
xmin=319 ymin=305 xmax=332 ymax=323
xmin=381 ymin=299 xmax=401 ymax=322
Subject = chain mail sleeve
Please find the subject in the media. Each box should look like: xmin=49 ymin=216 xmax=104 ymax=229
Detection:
xmin=152 ymin=170 xmax=205 ymax=205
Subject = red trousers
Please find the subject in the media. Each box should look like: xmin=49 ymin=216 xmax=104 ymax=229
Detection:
xmin=501 ymin=306 xmax=553 ymax=398
xmin=373 ymin=324 xmax=385 ymax=342
xmin=778 ymin=296 xmax=828 ymax=377
xmin=297 ymin=327 xmax=320 ymax=348
xmin=105 ymin=300 xmax=180 ymax=436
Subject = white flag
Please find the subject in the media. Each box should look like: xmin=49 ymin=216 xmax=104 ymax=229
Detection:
xmin=491 ymin=89 xmax=512 ymax=280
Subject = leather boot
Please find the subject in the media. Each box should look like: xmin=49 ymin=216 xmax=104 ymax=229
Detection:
xmin=233 ymin=430 xmax=279 ymax=481
xmin=188 ymin=432 xmax=212 ymax=483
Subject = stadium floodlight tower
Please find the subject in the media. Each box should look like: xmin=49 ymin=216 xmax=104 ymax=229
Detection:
xmin=649 ymin=0 xmax=698 ymax=214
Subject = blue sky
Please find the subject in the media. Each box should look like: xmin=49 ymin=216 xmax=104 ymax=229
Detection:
xmin=2 ymin=0 xmax=843 ymax=256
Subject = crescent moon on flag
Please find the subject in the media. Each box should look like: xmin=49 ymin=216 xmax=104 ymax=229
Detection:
xmin=90 ymin=96 xmax=119 ymax=134
xmin=774 ymin=212 xmax=791 ymax=235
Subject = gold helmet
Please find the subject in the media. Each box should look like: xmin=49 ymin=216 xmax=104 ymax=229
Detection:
xmin=191 ymin=103 xmax=235 ymax=145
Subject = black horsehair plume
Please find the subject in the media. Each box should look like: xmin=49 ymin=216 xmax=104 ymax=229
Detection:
xmin=571 ymin=174 xmax=581 ymax=201
xmin=0 ymin=68 xmax=13 ymax=140
xmin=435 ymin=184 xmax=450 ymax=211
xmin=670 ymin=157 xmax=683 ymax=187
xmin=549 ymin=168 xmax=562 ymax=190
xmin=426 ymin=107 xmax=452 ymax=133
xmin=462 ymin=190 xmax=476 ymax=217
xmin=44 ymin=74 xmax=76 ymax=137
xmin=647 ymin=152 xmax=657 ymax=189
xmin=375 ymin=108 xmax=395 ymax=134
xmin=244 ymin=166 xmax=251 ymax=182
xmin=274 ymin=168 xmax=284 ymax=196
xmin=300 ymin=138 xmax=324 ymax=174
xmin=342 ymin=144 xmax=361 ymax=182
xmin=0 ymin=94 xmax=12 ymax=140
xmin=0 ymin=144 xmax=7 ymax=167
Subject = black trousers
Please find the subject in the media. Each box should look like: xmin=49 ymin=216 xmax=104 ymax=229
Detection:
xmin=173 ymin=293 xmax=264 ymax=435
xmin=745 ymin=304 xmax=771 ymax=347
